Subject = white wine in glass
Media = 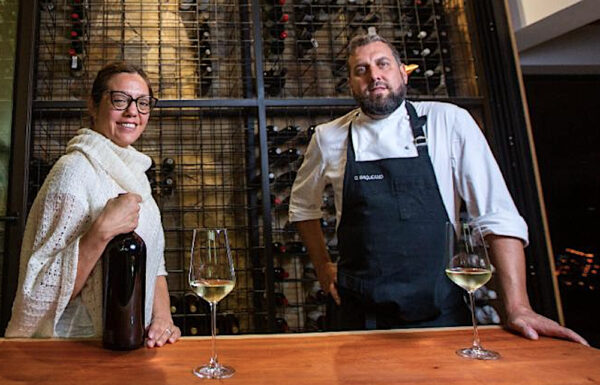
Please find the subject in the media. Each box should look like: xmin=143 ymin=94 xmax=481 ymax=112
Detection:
xmin=445 ymin=222 xmax=500 ymax=360
xmin=189 ymin=228 xmax=236 ymax=378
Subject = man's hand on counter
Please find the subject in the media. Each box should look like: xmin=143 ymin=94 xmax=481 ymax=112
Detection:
xmin=505 ymin=305 xmax=589 ymax=346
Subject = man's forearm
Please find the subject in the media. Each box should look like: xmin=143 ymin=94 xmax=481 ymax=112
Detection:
xmin=486 ymin=235 xmax=532 ymax=314
xmin=295 ymin=219 xmax=331 ymax=268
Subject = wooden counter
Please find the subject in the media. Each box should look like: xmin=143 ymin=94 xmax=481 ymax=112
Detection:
xmin=1 ymin=326 xmax=598 ymax=384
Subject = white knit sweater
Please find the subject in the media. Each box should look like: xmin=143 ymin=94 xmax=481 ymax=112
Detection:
xmin=5 ymin=128 xmax=167 ymax=338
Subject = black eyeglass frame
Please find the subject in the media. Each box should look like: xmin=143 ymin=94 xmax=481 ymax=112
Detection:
xmin=106 ymin=90 xmax=158 ymax=114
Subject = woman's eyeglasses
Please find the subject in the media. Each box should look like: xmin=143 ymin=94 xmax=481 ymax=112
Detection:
xmin=107 ymin=90 xmax=158 ymax=114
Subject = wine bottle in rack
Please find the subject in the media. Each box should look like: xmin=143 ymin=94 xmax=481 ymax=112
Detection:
xmin=275 ymin=317 xmax=289 ymax=332
xmin=198 ymin=59 xmax=213 ymax=96
xmin=185 ymin=292 xmax=201 ymax=314
xmin=272 ymin=241 xmax=287 ymax=255
xmin=302 ymin=262 xmax=318 ymax=280
xmin=306 ymin=281 xmax=328 ymax=304
xmin=274 ymin=266 xmax=289 ymax=281
xmin=320 ymin=214 xmax=336 ymax=232
xmin=306 ymin=310 xmax=326 ymax=331
xmin=198 ymin=21 xmax=211 ymax=41
xmin=295 ymin=125 xmax=316 ymax=145
xmin=285 ymin=241 xmax=307 ymax=254
xmin=219 ymin=313 xmax=241 ymax=334
xmin=179 ymin=0 xmax=196 ymax=11
xmin=265 ymin=37 xmax=286 ymax=59
xmin=264 ymin=67 xmax=288 ymax=97
xmin=69 ymin=54 xmax=83 ymax=77
xmin=187 ymin=317 xmax=209 ymax=336
xmin=270 ymin=124 xmax=301 ymax=146
xmin=40 ymin=0 xmax=55 ymax=11
xmin=252 ymin=170 xmax=276 ymax=186
xmin=162 ymin=157 xmax=175 ymax=174
xmin=161 ymin=176 xmax=176 ymax=195
xmin=169 ymin=293 xmax=182 ymax=315
xmin=274 ymin=291 xmax=289 ymax=307
xmin=296 ymin=27 xmax=319 ymax=58
xmin=262 ymin=0 xmax=286 ymax=22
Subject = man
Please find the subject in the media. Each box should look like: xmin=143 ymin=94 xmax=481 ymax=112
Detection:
xmin=289 ymin=33 xmax=586 ymax=344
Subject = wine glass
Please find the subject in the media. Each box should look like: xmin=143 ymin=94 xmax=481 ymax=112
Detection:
xmin=445 ymin=222 xmax=500 ymax=360
xmin=189 ymin=228 xmax=236 ymax=378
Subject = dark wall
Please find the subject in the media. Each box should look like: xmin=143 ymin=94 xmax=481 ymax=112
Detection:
xmin=524 ymin=76 xmax=599 ymax=254
xmin=524 ymin=75 xmax=600 ymax=346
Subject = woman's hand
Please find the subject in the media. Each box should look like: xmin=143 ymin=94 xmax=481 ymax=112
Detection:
xmin=93 ymin=193 xmax=142 ymax=242
xmin=74 ymin=193 xmax=142 ymax=299
xmin=146 ymin=316 xmax=181 ymax=348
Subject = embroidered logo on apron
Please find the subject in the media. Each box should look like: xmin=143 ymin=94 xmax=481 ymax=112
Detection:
xmin=354 ymin=174 xmax=384 ymax=181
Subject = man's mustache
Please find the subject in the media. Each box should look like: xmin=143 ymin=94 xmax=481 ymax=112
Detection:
xmin=368 ymin=81 xmax=389 ymax=91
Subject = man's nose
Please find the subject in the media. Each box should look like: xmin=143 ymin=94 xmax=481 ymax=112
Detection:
xmin=368 ymin=66 xmax=382 ymax=81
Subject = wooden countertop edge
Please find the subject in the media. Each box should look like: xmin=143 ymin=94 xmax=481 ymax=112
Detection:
xmin=0 ymin=325 xmax=502 ymax=342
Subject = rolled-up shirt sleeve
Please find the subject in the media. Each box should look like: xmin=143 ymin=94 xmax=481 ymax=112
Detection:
xmin=451 ymin=108 xmax=529 ymax=246
xmin=289 ymin=130 xmax=329 ymax=223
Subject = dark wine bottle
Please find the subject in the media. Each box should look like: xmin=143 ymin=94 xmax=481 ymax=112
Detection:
xmin=161 ymin=157 xmax=175 ymax=174
xmin=285 ymin=240 xmax=307 ymax=254
xmin=274 ymin=291 xmax=289 ymax=307
xmin=303 ymin=262 xmax=318 ymax=280
xmin=275 ymin=317 xmax=289 ymax=332
xmin=272 ymin=241 xmax=287 ymax=255
xmin=169 ymin=293 xmax=181 ymax=315
xmin=161 ymin=176 xmax=175 ymax=195
xmin=306 ymin=310 xmax=326 ymax=331
xmin=306 ymin=281 xmax=328 ymax=304
xmin=185 ymin=292 xmax=201 ymax=314
xmin=102 ymin=231 xmax=147 ymax=350
xmin=274 ymin=266 xmax=289 ymax=281
xmin=225 ymin=313 xmax=240 ymax=334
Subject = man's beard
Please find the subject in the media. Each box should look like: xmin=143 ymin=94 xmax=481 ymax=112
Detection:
xmin=354 ymin=81 xmax=407 ymax=117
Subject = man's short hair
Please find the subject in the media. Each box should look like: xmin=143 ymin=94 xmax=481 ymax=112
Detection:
xmin=347 ymin=34 xmax=403 ymax=69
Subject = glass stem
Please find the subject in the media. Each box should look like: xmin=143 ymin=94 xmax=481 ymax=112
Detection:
xmin=209 ymin=302 xmax=219 ymax=368
xmin=468 ymin=291 xmax=481 ymax=349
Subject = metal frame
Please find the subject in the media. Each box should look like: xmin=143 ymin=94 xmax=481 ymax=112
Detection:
xmin=1 ymin=0 xmax=38 ymax=333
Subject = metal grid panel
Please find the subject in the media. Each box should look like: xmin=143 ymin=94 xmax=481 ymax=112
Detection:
xmin=29 ymin=108 xmax=258 ymax=334
xmin=261 ymin=106 xmax=351 ymax=332
xmin=261 ymin=0 xmax=479 ymax=98
xmin=36 ymin=0 xmax=251 ymax=100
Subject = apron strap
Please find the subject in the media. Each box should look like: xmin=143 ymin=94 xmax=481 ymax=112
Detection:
xmin=405 ymin=102 xmax=428 ymax=152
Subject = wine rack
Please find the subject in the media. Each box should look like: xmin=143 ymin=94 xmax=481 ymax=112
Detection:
xmin=5 ymin=0 xmax=523 ymax=335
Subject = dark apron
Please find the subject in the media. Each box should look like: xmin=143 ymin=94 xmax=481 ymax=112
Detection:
xmin=329 ymin=102 xmax=468 ymax=330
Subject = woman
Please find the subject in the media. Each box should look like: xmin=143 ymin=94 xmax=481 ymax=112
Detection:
xmin=5 ymin=62 xmax=180 ymax=347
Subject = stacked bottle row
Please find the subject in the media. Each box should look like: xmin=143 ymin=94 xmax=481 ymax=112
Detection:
xmin=169 ymin=293 xmax=241 ymax=336
xmin=146 ymin=157 xmax=177 ymax=197
xmin=260 ymin=0 xmax=460 ymax=98
xmin=252 ymin=119 xmax=335 ymax=331
xmin=179 ymin=2 xmax=214 ymax=96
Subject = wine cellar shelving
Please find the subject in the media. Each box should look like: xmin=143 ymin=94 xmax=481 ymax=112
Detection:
xmin=20 ymin=0 xmax=502 ymax=335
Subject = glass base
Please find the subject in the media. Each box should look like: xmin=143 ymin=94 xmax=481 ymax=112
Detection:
xmin=456 ymin=346 xmax=500 ymax=360
xmin=193 ymin=364 xmax=235 ymax=379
